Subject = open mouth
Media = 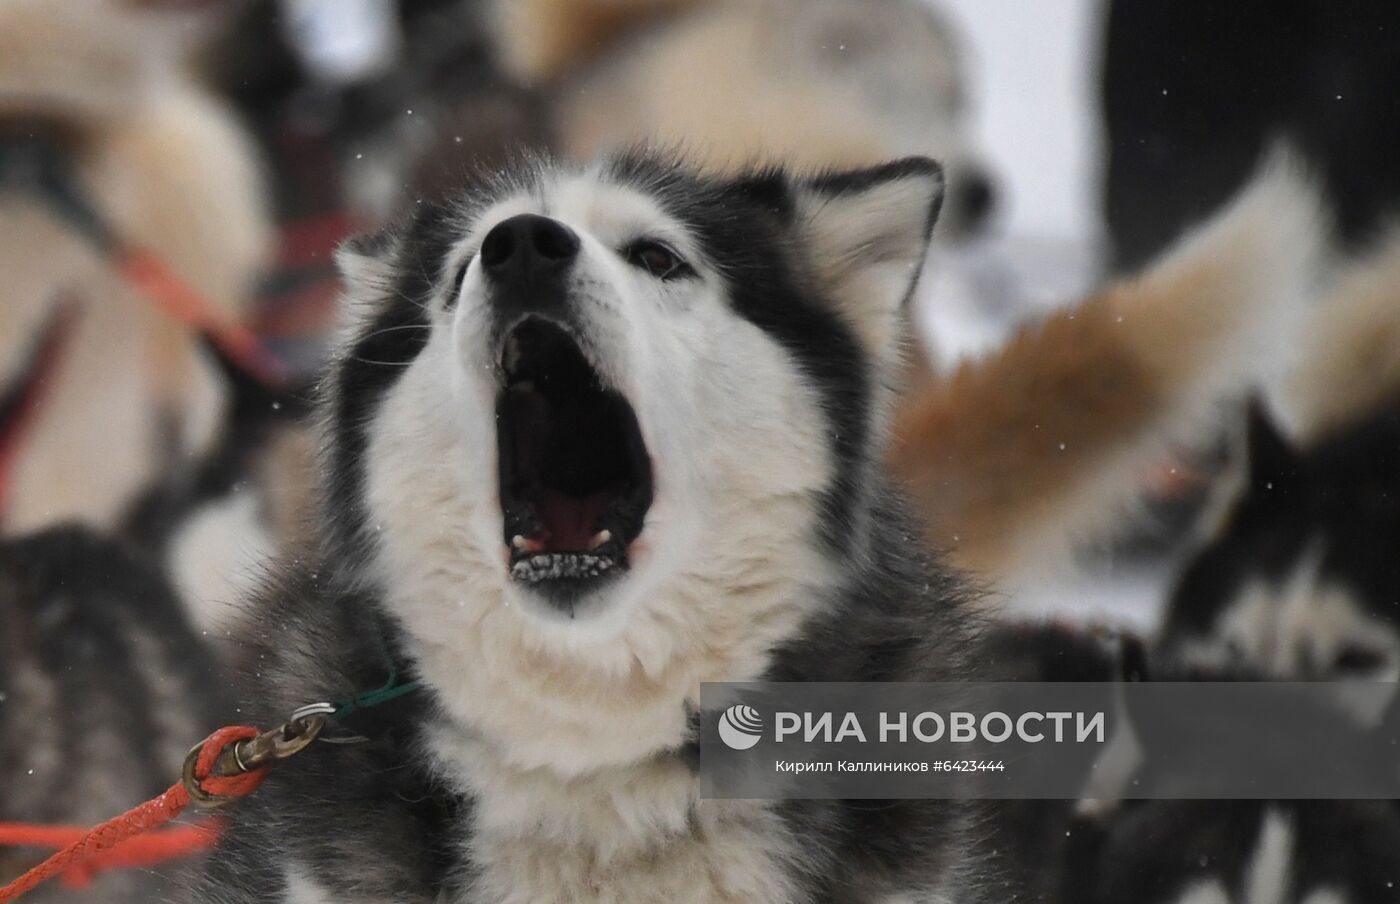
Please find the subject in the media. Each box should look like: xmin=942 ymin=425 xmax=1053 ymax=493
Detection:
xmin=496 ymin=317 xmax=653 ymax=602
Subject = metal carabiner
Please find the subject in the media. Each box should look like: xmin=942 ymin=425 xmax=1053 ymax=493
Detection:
xmin=182 ymin=711 xmax=328 ymax=808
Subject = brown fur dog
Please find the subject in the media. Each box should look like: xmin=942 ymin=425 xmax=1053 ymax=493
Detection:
xmin=891 ymin=155 xmax=1328 ymax=584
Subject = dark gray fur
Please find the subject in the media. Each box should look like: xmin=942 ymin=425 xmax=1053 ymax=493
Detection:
xmin=0 ymin=527 xmax=230 ymax=902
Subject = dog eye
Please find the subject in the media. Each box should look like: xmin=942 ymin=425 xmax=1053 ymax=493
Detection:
xmin=447 ymin=256 xmax=473 ymax=306
xmin=623 ymin=240 xmax=693 ymax=280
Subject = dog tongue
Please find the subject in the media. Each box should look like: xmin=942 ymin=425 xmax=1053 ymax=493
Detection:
xmin=537 ymin=490 xmax=610 ymax=551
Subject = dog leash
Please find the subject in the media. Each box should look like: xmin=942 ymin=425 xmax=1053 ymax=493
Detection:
xmin=0 ymin=122 xmax=289 ymax=389
xmin=0 ymin=670 xmax=423 ymax=902
xmin=0 ymin=724 xmax=279 ymax=903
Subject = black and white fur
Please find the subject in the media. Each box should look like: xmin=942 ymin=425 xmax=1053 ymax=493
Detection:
xmin=1098 ymin=398 xmax=1400 ymax=903
xmin=1159 ymin=397 xmax=1400 ymax=682
xmin=1066 ymin=395 xmax=1400 ymax=904
xmin=193 ymin=153 xmax=1030 ymax=902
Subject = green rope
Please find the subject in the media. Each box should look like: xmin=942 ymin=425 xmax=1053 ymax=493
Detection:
xmin=328 ymin=630 xmax=422 ymax=723
xmin=330 ymin=678 xmax=423 ymax=723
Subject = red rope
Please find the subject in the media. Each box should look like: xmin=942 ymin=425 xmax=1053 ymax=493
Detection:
xmin=116 ymin=250 xmax=288 ymax=387
xmin=0 ymin=726 xmax=266 ymax=903
xmin=0 ymin=822 xmax=221 ymax=889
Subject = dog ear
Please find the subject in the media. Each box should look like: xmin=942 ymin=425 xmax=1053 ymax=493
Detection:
xmin=335 ymin=227 xmax=401 ymax=292
xmin=792 ymin=158 xmax=944 ymax=359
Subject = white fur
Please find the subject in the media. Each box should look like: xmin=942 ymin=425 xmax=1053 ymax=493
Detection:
xmin=1242 ymin=810 xmax=1295 ymax=904
xmin=336 ymin=164 xmax=935 ymax=901
xmin=283 ymin=866 xmax=344 ymax=904
xmin=169 ymin=493 xmax=276 ymax=637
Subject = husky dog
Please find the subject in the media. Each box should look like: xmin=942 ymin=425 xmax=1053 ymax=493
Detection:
xmin=486 ymin=0 xmax=997 ymax=239
xmin=189 ymin=152 xmax=1038 ymax=902
xmin=891 ymin=155 xmax=1326 ymax=584
xmin=0 ymin=526 xmax=229 ymax=902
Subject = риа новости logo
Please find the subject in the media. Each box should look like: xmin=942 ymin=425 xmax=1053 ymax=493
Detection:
xmin=718 ymin=704 xmax=764 ymax=750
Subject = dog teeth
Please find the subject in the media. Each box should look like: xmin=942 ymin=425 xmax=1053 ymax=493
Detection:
xmin=510 ymin=552 xmax=617 ymax=584
xmin=511 ymin=535 xmax=547 ymax=553
xmin=589 ymin=530 xmax=612 ymax=550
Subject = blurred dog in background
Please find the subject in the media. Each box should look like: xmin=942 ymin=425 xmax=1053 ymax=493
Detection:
xmin=892 ymin=153 xmax=1327 ymax=590
xmin=480 ymin=0 xmax=998 ymax=239
xmin=0 ymin=0 xmax=269 ymax=536
xmin=0 ymin=10 xmax=277 ymax=896
xmin=1052 ymin=195 xmax=1400 ymax=904
xmin=1159 ymin=230 xmax=1400 ymax=682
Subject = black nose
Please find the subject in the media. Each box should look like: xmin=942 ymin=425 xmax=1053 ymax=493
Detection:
xmin=955 ymin=172 xmax=996 ymax=229
xmin=480 ymin=214 xmax=580 ymax=282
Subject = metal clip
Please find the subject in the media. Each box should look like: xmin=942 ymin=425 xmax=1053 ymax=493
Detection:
xmin=292 ymin=701 xmax=371 ymax=746
xmin=182 ymin=711 xmax=328 ymax=809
